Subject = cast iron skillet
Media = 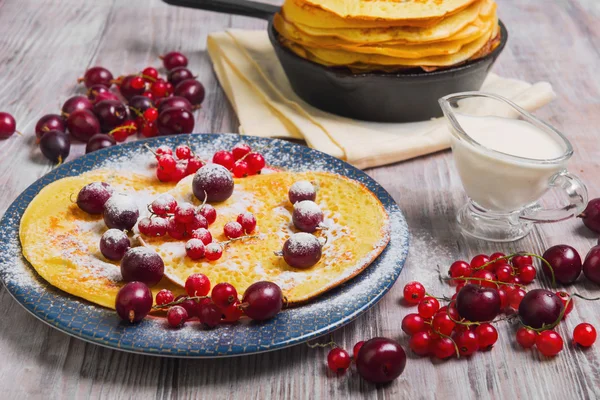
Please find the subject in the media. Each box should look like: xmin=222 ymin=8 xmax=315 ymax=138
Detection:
xmin=163 ymin=0 xmax=508 ymax=122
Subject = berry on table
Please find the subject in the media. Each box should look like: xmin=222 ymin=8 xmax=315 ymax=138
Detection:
xmin=141 ymin=66 xmax=159 ymax=82
xmin=403 ymin=281 xmax=426 ymax=305
xmin=470 ymin=254 xmax=490 ymax=270
xmin=454 ymin=331 xmax=479 ymax=357
xmin=417 ymin=297 xmax=440 ymax=319
xmin=157 ymin=108 xmax=195 ymax=135
xmin=232 ymin=160 xmax=249 ymax=178
xmin=174 ymin=79 xmax=205 ymax=106
xmin=156 ymin=145 xmax=173 ymax=156
xmin=79 ymin=66 xmax=113 ymax=88
xmin=198 ymin=204 xmax=217 ymax=225
xmin=409 ymin=331 xmax=432 ymax=356
xmin=35 ymin=114 xmax=66 ymax=139
xmin=150 ymin=194 xmax=177 ymax=216
xmin=432 ymin=337 xmax=456 ymax=359
xmin=161 ymin=51 xmax=188 ymax=71
xmin=573 ymin=323 xmax=597 ymax=347
xmin=245 ymin=152 xmax=266 ymax=174
xmin=353 ymin=341 xmax=365 ymax=359
xmin=516 ymin=327 xmax=537 ymax=349
xmin=327 ymin=348 xmax=351 ymax=374
xmin=174 ymin=202 xmax=196 ymax=224
xmin=86 ymin=133 xmax=116 ymax=153
xmin=168 ymin=67 xmax=195 ymax=87
xmin=401 ymin=313 xmax=426 ymax=336
xmin=432 ymin=312 xmax=456 ymax=336
xmin=555 ymin=291 xmax=574 ymax=318
xmin=222 ymin=301 xmax=244 ymax=322
xmin=449 ymin=260 xmax=472 ymax=283
xmin=536 ymin=330 xmax=563 ymax=356
xmin=143 ymin=107 xmax=159 ymax=123
xmin=475 ymin=323 xmax=498 ymax=350
xmin=191 ymin=228 xmax=212 ymax=245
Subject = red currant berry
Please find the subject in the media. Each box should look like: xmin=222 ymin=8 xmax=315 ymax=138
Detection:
xmin=191 ymin=228 xmax=212 ymax=245
xmin=536 ymin=330 xmax=563 ymax=356
xmin=176 ymin=145 xmax=193 ymax=160
xmin=211 ymin=282 xmax=238 ymax=309
xmin=454 ymin=330 xmax=479 ymax=356
xmin=517 ymin=265 xmax=537 ymax=284
xmin=137 ymin=217 xmax=153 ymax=236
xmin=151 ymin=194 xmax=177 ymax=216
xmin=142 ymin=91 xmax=154 ymax=100
xmin=449 ymin=260 xmax=472 ymax=284
xmin=432 ymin=312 xmax=456 ymax=336
xmin=143 ymin=107 xmax=159 ymax=123
xmin=174 ymin=202 xmax=195 ymax=223
xmin=409 ymin=331 xmax=432 ymax=356
xmin=151 ymin=80 xmax=169 ymax=98
xmin=246 ymin=152 xmax=266 ymax=174
xmin=198 ymin=204 xmax=217 ymax=225
xmin=475 ymin=323 xmax=498 ymax=350
xmin=232 ymin=160 xmax=249 ymax=178
xmin=156 ymin=289 xmax=174 ymax=305
xmin=495 ymin=265 xmax=513 ymax=282
xmin=417 ymin=297 xmax=440 ymax=319
xmin=205 ymin=243 xmax=223 ymax=261
xmin=327 ymin=348 xmax=351 ymax=374
xmin=232 ymin=143 xmax=252 ymax=160
xmin=224 ymin=221 xmax=243 ymax=239
xmin=174 ymin=295 xmax=197 ymax=318
xmin=222 ymin=301 xmax=244 ymax=322
xmin=511 ymin=276 xmax=522 ymax=285
xmin=516 ymin=327 xmax=537 ymax=349
xmin=165 ymin=82 xmax=174 ymax=96
xmin=401 ymin=313 xmax=426 ymax=336
xmin=140 ymin=120 xmax=158 ymax=137
xmin=470 ymin=254 xmax=491 ymax=271
xmin=448 ymin=302 xmax=460 ymax=321
xmin=489 ymin=252 xmax=506 ymax=263
xmin=111 ymin=127 xmax=129 ymax=143
xmin=185 ymin=273 xmax=211 ymax=297
xmin=498 ymin=288 xmax=509 ymax=310
xmin=185 ymin=238 xmax=206 ymax=260
xmin=161 ymin=51 xmax=188 ymax=71
xmin=187 ymin=157 xmax=204 ymax=174
xmin=353 ymin=341 xmax=365 ymax=359
xmin=512 ymin=254 xmax=533 ymax=269
xmin=142 ymin=67 xmax=159 ymax=82
xmin=236 ymin=212 xmax=257 ymax=234
xmin=156 ymin=145 xmax=173 ymax=156
xmin=455 ymin=282 xmax=466 ymax=293
xmin=556 ymin=291 xmax=574 ymax=318
xmin=213 ymin=150 xmax=235 ymax=170
xmin=198 ymin=302 xmax=221 ymax=328
xmin=573 ymin=323 xmax=597 ymax=347
xmin=509 ymin=288 xmax=526 ymax=310
xmin=432 ymin=337 xmax=456 ymax=359
xmin=403 ymin=281 xmax=426 ymax=305
xmin=166 ymin=217 xmax=188 ymax=239
xmin=167 ymin=305 xmax=188 ymax=328
xmin=471 ymin=270 xmax=497 ymax=288
xmin=158 ymin=154 xmax=177 ymax=173
xmin=130 ymin=76 xmax=146 ymax=90
xmin=186 ymin=213 xmax=208 ymax=232
xmin=156 ymin=166 xmax=173 ymax=182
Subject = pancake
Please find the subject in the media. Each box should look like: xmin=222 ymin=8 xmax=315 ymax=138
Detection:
xmin=299 ymin=0 xmax=478 ymax=21
xmin=20 ymin=169 xmax=390 ymax=308
xmin=19 ymin=170 xmax=184 ymax=309
xmin=282 ymin=21 xmax=498 ymax=68
xmin=148 ymin=171 xmax=390 ymax=305
xmin=274 ymin=13 xmax=494 ymax=59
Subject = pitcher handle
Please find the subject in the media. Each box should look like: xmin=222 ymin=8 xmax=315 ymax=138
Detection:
xmin=519 ymin=171 xmax=588 ymax=223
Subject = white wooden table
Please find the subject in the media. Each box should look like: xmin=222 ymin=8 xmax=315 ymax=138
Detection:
xmin=1 ymin=0 xmax=600 ymax=398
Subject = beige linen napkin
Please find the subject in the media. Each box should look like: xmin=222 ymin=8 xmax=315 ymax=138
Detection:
xmin=207 ymin=30 xmax=556 ymax=169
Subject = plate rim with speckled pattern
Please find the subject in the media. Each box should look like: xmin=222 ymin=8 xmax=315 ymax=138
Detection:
xmin=0 ymin=133 xmax=409 ymax=358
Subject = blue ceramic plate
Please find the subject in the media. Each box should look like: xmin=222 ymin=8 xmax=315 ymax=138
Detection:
xmin=0 ymin=134 xmax=408 ymax=358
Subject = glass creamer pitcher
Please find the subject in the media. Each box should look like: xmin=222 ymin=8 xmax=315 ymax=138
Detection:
xmin=439 ymin=92 xmax=588 ymax=242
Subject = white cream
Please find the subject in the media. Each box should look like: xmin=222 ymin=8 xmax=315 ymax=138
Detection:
xmin=451 ymin=114 xmax=567 ymax=212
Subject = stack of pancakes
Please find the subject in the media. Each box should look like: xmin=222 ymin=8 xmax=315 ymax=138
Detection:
xmin=274 ymin=0 xmax=500 ymax=72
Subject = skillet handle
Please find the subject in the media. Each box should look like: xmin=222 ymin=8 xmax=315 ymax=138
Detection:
xmin=162 ymin=0 xmax=278 ymax=20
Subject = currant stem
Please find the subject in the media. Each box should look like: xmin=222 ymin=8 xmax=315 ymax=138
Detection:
xmin=220 ymin=234 xmax=260 ymax=247
xmin=433 ymin=329 xmax=460 ymax=359
xmin=144 ymin=143 xmax=158 ymax=157
xmin=448 ymin=276 xmax=526 ymax=288
xmin=152 ymin=295 xmax=210 ymax=310
xmin=425 ymin=292 xmax=452 ymax=302
xmin=571 ymin=293 xmax=600 ymax=301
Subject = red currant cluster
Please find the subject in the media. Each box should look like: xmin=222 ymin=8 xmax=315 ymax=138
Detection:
xmin=139 ymin=193 xmax=215 ymax=242
xmin=154 ymin=274 xmax=283 ymax=328
xmin=401 ymin=248 xmax=599 ymax=360
xmin=212 ymin=143 xmax=266 ymax=178
xmin=150 ymin=144 xmax=204 ymax=182
xmin=30 ymin=51 xmax=204 ymax=164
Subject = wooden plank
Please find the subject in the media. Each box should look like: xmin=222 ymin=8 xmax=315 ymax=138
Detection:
xmin=1 ymin=0 xmax=600 ymax=398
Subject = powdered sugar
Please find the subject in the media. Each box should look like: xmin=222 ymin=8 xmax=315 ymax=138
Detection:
xmin=293 ymin=200 xmax=322 ymax=218
xmin=104 ymin=193 xmax=138 ymax=215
